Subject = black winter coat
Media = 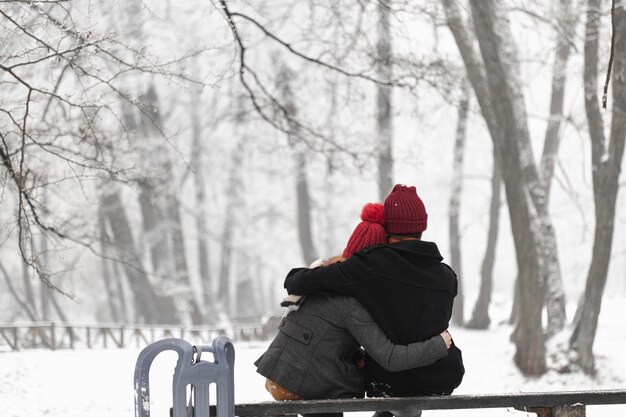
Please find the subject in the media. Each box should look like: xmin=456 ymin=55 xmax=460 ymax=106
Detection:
xmin=284 ymin=239 xmax=465 ymax=397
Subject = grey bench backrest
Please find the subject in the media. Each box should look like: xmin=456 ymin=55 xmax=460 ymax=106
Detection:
xmin=134 ymin=337 xmax=235 ymax=417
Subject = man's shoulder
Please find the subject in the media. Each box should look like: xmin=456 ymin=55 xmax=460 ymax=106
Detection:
xmin=441 ymin=262 xmax=457 ymax=277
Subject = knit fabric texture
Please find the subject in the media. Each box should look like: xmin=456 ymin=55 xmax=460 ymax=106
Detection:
xmin=342 ymin=203 xmax=387 ymax=258
xmin=383 ymin=184 xmax=428 ymax=234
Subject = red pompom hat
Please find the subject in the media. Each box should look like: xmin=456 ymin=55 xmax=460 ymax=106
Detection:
xmin=383 ymin=184 xmax=428 ymax=234
xmin=342 ymin=203 xmax=387 ymax=258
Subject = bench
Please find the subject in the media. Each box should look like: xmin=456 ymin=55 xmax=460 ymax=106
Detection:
xmin=222 ymin=390 xmax=626 ymax=416
xmin=134 ymin=337 xmax=626 ymax=417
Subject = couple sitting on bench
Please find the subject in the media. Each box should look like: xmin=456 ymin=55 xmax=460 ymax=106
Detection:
xmin=255 ymin=184 xmax=465 ymax=417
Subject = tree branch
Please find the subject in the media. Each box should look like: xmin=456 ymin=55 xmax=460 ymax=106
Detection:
xmin=601 ymin=0 xmax=617 ymax=109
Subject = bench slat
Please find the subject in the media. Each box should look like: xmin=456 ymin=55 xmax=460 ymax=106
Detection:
xmin=223 ymin=390 xmax=626 ymax=416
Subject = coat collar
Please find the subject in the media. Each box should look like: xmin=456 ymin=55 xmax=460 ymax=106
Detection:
xmin=386 ymin=239 xmax=444 ymax=262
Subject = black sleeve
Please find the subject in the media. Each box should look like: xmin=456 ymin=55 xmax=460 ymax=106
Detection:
xmin=284 ymin=254 xmax=372 ymax=296
xmin=443 ymin=263 xmax=458 ymax=297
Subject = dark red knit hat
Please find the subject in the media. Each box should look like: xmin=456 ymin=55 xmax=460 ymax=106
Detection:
xmin=342 ymin=203 xmax=387 ymax=258
xmin=383 ymin=184 xmax=427 ymax=234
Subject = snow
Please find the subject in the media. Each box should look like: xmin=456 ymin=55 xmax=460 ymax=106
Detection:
xmin=1 ymin=297 xmax=625 ymax=417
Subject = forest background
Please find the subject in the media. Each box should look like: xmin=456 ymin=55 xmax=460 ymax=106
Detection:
xmin=1 ymin=0 xmax=625 ymax=381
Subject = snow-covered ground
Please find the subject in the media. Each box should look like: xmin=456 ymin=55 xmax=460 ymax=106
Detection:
xmin=1 ymin=297 xmax=625 ymax=417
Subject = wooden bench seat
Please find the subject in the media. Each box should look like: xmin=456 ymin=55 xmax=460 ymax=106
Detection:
xmin=214 ymin=389 xmax=626 ymax=417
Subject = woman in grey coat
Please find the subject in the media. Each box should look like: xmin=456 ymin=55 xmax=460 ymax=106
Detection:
xmin=254 ymin=293 xmax=450 ymax=400
xmin=255 ymin=203 xmax=450 ymax=403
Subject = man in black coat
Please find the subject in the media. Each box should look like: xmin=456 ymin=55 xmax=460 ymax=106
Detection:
xmin=284 ymin=184 xmax=464 ymax=413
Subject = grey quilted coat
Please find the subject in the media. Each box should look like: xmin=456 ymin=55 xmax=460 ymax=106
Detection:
xmin=254 ymin=294 xmax=447 ymax=399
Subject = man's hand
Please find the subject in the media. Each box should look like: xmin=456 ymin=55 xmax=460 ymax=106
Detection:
xmin=440 ymin=330 xmax=452 ymax=349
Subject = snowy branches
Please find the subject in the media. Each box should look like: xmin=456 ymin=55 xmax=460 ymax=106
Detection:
xmin=0 ymin=1 xmax=213 ymax=286
xmin=215 ymin=0 xmax=457 ymax=157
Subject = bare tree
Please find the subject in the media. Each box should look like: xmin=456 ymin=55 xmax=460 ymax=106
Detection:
xmin=218 ymin=133 xmax=246 ymax=317
xmin=539 ymin=0 xmax=577 ymax=201
xmin=217 ymin=1 xmax=448 ymax=157
xmin=377 ymin=0 xmax=395 ymax=200
xmin=142 ymin=86 xmax=202 ymax=324
xmin=449 ymin=83 xmax=469 ymax=326
xmin=99 ymin=189 xmax=174 ymax=324
xmin=469 ymin=0 xmax=546 ymax=375
xmin=443 ymin=0 xmax=567 ymax=340
xmin=442 ymin=0 xmax=502 ymax=331
xmin=1 ymin=259 xmax=38 ymax=321
xmin=529 ymin=0 xmax=578 ymax=337
xmin=98 ymin=205 xmax=125 ymax=323
xmin=295 ymin=150 xmax=318 ymax=266
xmin=189 ymin=84 xmax=217 ymax=321
xmin=466 ymin=156 xmax=501 ymax=329
xmin=0 ymin=1 xmax=209 ymax=298
xmin=275 ymin=63 xmax=319 ymax=265
xmin=569 ymin=0 xmax=626 ymax=374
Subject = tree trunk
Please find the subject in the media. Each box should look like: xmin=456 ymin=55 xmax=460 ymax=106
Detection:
xmin=467 ymin=153 xmax=501 ymax=329
xmin=234 ymin=253 xmax=260 ymax=321
xmin=449 ymin=84 xmax=469 ymax=326
xmin=321 ymin=78 xmax=339 ymax=257
xmin=38 ymin=190 xmax=51 ymax=321
xmin=190 ymin=87 xmax=216 ymax=321
xmin=139 ymin=84 xmax=202 ymax=324
xmin=99 ymin=205 xmax=121 ymax=322
xmin=1 ymin=259 xmax=38 ymax=321
xmin=444 ymin=0 xmax=565 ymax=338
xmin=570 ymin=0 xmax=626 ymax=374
xmin=469 ymin=0 xmax=546 ymax=375
xmin=121 ymin=87 xmax=174 ymax=309
xmin=100 ymin=189 xmax=175 ymax=324
xmin=20 ymin=228 xmax=37 ymax=317
xmin=136 ymin=179 xmax=179 ymax=323
xmin=276 ymin=62 xmax=318 ymax=265
xmin=492 ymin=33 xmax=567 ymax=340
xmin=295 ymin=150 xmax=318 ymax=265
xmin=539 ymin=0 xmax=576 ymax=200
xmin=443 ymin=0 xmax=503 ymax=331
xmin=376 ymin=0 xmax=394 ymax=200
xmin=167 ymin=195 xmax=203 ymax=324
xmin=138 ymin=182 xmax=173 ymax=281
xmin=442 ymin=0 xmax=499 ymax=142
xmin=111 ymin=248 xmax=129 ymax=322
xmin=509 ymin=272 xmax=521 ymax=325
xmin=218 ymin=139 xmax=245 ymax=317
xmin=529 ymin=0 xmax=578 ymax=337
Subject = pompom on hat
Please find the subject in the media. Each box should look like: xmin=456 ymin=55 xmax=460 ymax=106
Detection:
xmin=383 ymin=184 xmax=428 ymax=234
xmin=342 ymin=203 xmax=387 ymax=258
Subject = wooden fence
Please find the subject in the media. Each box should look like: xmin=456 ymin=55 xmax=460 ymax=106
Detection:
xmin=0 ymin=322 xmax=268 ymax=351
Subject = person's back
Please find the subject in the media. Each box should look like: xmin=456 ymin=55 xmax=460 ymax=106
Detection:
xmin=284 ymin=185 xmax=464 ymax=397
xmin=356 ymin=240 xmax=463 ymax=396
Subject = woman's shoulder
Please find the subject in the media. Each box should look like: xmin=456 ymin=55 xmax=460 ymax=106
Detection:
xmin=297 ymin=294 xmax=360 ymax=321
